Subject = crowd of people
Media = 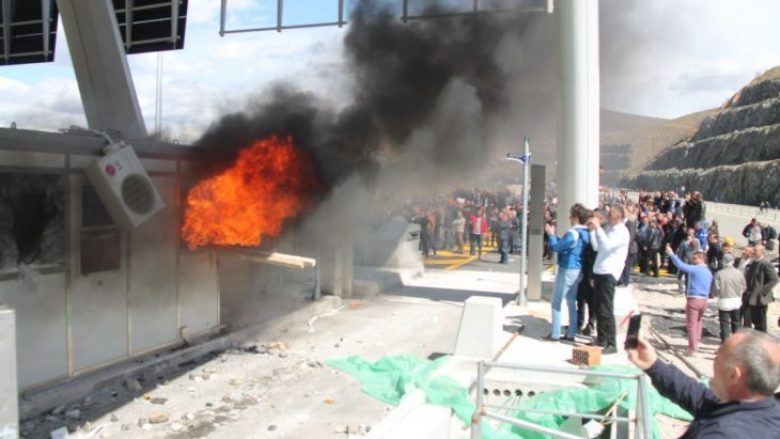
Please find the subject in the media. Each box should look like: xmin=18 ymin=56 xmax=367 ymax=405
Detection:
xmin=405 ymin=187 xmax=780 ymax=437
xmin=406 ymin=188 xmax=779 ymax=358
xmin=409 ymin=188 xmax=529 ymax=262
xmin=544 ymin=190 xmax=779 ymax=357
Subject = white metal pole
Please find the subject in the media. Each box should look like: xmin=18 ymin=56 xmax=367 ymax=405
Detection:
xmin=517 ymin=137 xmax=530 ymax=305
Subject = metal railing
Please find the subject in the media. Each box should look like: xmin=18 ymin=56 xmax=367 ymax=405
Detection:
xmin=470 ymin=361 xmax=653 ymax=439
xmin=705 ymin=201 xmax=780 ymax=223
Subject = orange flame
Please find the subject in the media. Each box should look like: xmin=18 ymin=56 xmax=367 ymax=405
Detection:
xmin=182 ymin=136 xmax=317 ymax=249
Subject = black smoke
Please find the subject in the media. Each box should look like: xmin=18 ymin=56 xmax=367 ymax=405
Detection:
xmin=195 ymin=0 xmax=539 ymax=191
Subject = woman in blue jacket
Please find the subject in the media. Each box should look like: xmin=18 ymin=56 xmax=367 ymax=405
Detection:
xmin=544 ymin=203 xmax=591 ymax=341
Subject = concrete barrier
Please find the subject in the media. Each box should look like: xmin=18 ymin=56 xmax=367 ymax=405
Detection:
xmin=365 ymin=390 xmax=452 ymax=439
xmin=0 ymin=307 xmax=18 ymax=439
xmin=454 ymin=296 xmax=503 ymax=359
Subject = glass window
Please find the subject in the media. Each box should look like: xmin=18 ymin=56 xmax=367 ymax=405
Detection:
xmin=80 ymin=184 xmax=121 ymax=275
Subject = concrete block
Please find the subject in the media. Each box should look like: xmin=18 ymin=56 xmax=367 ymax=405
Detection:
xmin=0 ymin=307 xmax=18 ymax=439
xmin=366 ymin=390 xmax=451 ymax=439
xmin=454 ymin=296 xmax=503 ymax=359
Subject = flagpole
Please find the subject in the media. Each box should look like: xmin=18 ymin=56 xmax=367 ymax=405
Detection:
xmin=517 ymin=137 xmax=530 ymax=305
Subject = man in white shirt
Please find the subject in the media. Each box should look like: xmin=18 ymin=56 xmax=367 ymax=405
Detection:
xmin=586 ymin=204 xmax=630 ymax=354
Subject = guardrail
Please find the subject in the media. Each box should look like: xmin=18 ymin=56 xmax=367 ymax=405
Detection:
xmin=705 ymin=202 xmax=780 ymax=223
xmin=470 ymin=361 xmax=652 ymax=439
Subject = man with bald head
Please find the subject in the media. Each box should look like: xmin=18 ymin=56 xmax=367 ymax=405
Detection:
xmin=628 ymin=329 xmax=780 ymax=437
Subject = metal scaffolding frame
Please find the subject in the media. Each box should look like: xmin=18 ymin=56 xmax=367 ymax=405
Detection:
xmin=218 ymin=0 xmax=553 ymax=35
xmin=470 ymin=361 xmax=654 ymax=439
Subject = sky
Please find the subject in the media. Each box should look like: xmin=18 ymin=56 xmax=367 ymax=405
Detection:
xmin=0 ymin=0 xmax=779 ymax=143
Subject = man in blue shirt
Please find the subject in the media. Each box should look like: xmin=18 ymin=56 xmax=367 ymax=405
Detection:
xmin=694 ymin=222 xmax=709 ymax=252
xmin=544 ymin=203 xmax=591 ymax=342
xmin=628 ymin=329 xmax=780 ymax=438
xmin=666 ymin=245 xmax=713 ymax=356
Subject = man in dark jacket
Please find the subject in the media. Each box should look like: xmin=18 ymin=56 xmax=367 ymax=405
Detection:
xmin=645 ymin=220 xmax=664 ymax=277
xmin=667 ymin=217 xmax=687 ymax=275
xmin=628 ymin=329 xmax=780 ymax=438
xmin=744 ymin=244 xmax=780 ymax=332
xmin=620 ymin=203 xmax=639 ymax=286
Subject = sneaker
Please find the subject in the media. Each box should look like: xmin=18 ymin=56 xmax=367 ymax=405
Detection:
xmin=582 ymin=324 xmax=594 ymax=336
xmin=542 ymin=334 xmax=560 ymax=342
xmin=601 ymin=345 xmax=618 ymax=355
xmin=560 ymin=336 xmax=576 ymax=344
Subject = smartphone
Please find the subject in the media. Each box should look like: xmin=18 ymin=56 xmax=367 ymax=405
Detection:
xmin=624 ymin=314 xmax=641 ymax=350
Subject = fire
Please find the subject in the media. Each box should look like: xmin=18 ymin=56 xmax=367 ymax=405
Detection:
xmin=182 ymin=136 xmax=318 ymax=249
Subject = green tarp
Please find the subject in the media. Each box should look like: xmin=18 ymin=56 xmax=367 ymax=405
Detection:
xmin=328 ymin=354 xmax=694 ymax=439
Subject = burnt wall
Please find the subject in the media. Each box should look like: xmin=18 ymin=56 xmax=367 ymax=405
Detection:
xmin=0 ymin=173 xmax=65 ymax=270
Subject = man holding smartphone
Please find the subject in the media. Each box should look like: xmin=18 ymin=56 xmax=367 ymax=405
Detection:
xmin=627 ymin=330 xmax=780 ymax=437
xmin=586 ymin=204 xmax=630 ymax=355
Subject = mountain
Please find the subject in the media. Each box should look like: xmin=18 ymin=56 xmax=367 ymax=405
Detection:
xmin=630 ymin=66 xmax=780 ymax=206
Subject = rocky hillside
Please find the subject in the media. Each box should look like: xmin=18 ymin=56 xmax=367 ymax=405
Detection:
xmin=631 ymin=67 xmax=780 ymax=206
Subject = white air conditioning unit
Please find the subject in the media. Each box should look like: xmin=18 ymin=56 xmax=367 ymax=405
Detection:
xmin=85 ymin=143 xmax=165 ymax=230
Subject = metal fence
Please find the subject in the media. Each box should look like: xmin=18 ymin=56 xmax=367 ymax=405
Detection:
xmin=470 ymin=361 xmax=653 ymax=439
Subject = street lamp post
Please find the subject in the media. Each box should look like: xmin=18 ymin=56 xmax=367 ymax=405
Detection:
xmin=506 ymin=137 xmax=531 ymax=306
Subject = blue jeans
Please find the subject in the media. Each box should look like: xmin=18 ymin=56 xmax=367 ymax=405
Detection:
xmin=551 ymin=267 xmax=582 ymax=339
xmin=499 ymin=237 xmax=510 ymax=263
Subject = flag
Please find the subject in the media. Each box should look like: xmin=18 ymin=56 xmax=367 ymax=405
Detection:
xmin=506 ymin=152 xmax=531 ymax=165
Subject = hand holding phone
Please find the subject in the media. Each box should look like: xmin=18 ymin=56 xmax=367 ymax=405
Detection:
xmin=624 ymin=314 xmax=641 ymax=350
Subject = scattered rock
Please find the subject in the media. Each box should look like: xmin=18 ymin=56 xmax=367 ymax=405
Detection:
xmin=82 ymin=422 xmax=94 ymax=433
xmin=182 ymin=413 xmax=195 ymax=421
xmin=267 ymin=425 xmax=277 ymax=431
xmin=334 ymin=426 xmax=348 ymax=434
xmin=208 ymin=373 xmax=220 ymax=380
xmin=110 ymin=414 xmax=119 ymax=423
xmin=171 ymin=423 xmax=184 ymax=432
xmin=64 ymin=409 xmax=81 ymax=420
xmin=137 ymin=418 xmax=147 ymax=428
xmin=188 ymin=373 xmax=204 ymax=382
xmin=241 ymin=344 xmax=270 ymax=355
xmin=124 ymin=378 xmax=143 ymax=393
xmin=334 ymin=343 xmax=340 ymax=349
xmin=150 ymin=397 xmax=168 ymax=405
xmin=148 ymin=412 xmax=170 ymax=424
xmin=120 ymin=424 xmax=131 ymax=432
xmin=228 ymin=378 xmax=243 ymax=386
xmin=45 ymin=415 xmax=59 ymax=423
xmin=278 ymin=352 xmax=288 ymax=359
xmin=51 ymin=406 xmax=66 ymax=416
xmin=49 ymin=426 xmax=70 ymax=439
xmin=205 ymin=402 xmax=213 ymax=407
xmin=141 ymin=423 xmax=152 ymax=431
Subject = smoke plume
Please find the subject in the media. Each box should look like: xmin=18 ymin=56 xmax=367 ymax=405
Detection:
xmin=196 ymin=0 xmax=543 ymax=193
xmin=192 ymin=0 xmax=663 ymax=255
